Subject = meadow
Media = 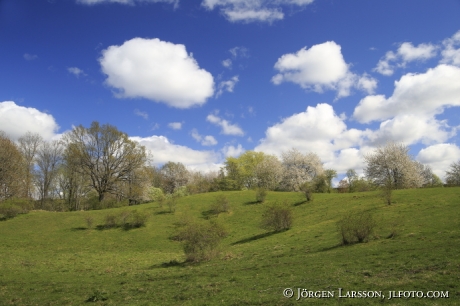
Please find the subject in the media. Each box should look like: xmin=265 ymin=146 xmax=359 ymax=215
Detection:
xmin=0 ymin=188 xmax=459 ymax=305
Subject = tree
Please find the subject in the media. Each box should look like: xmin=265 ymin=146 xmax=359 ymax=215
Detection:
xmin=324 ymin=169 xmax=337 ymax=193
xmin=160 ymin=161 xmax=189 ymax=194
xmin=364 ymin=142 xmax=423 ymax=204
xmin=346 ymin=169 xmax=358 ymax=192
xmin=280 ymin=148 xmax=324 ymax=191
xmin=0 ymin=132 xmax=24 ymax=201
xmin=17 ymin=132 xmax=43 ymax=199
xmin=253 ymin=154 xmax=283 ymax=190
xmin=63 ymin=121 xmax=148 ymax=202
xmin=445 ymin=160 xmax=460 ymax=186
xmin=35 ymin=140 xmax=63 ymax=206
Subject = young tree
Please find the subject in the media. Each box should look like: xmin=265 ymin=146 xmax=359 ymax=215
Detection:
xmin=63 ymin=121 xmax=148 ymax=202
xmin=445 ymin=160 xmax=460 ymax=186
xmin=346 ymin=169 xmax=358 ymax=192
xmin=35 ymin=140 xmax=63 ymax=206
xmin=324 ymin=169 xmax=337 ymax=193
xmin=364 ymin=142 xmax=423 ymax=204
xmin=280 ymin=148 xmax=324 ymax=191
xmin=0 ymin=132 xmax=24 ymax=201
xmin=17 ymin=132 xmax=43 ymax=199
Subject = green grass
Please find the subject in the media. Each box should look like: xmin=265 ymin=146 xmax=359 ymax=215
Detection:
xmin=0 ymin=188 xmax=459 ymax=305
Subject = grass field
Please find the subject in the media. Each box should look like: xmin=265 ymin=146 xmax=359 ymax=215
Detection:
xmin=0 ymin=188 xmax=459 ymax=305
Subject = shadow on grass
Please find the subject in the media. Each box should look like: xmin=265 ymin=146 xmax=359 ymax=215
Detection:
xmin=201 ymin=209 xmax=218 ymax=219
xmin=154 ymin=210 xmax=173 ymax=215
xmin=318 ymin=243 xmax=343 ymax=252
xmin=293 ymin=200 xmax=307 ymax=206
xmin=231 ymin=231 xmax=282 ymax=245
xmin=149 ymin=259 xmax=188 ymax=269
xmin=93 ymin=224 xmax=145 ymax=231
xmin=244 ymin=201 xmax=261 ymax=205
xmin=70 ymin=227 xmax=88 ymax=231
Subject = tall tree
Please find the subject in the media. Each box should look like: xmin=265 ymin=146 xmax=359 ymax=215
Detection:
xmin=0 ymin=132 xmax=24 ymax=201
xmin=17 ymin=132 xmax=43 ymax=199
xmin=280 ymin=148 xmax=324 ymax=191
xmin=35 ymin=140 xmax=63 ymax=206
xmin=160 ymin=161 xmax=189 ymax=194
xmin=445 ymin=160 xmax=460 ymax=186
xmin=63 ymin=121 xmax=148 ymax=202
xmin=253 ymin=154 xmax=283 ymax=190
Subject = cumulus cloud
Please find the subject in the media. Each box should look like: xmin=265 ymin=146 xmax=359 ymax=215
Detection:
xmin=354 ymin=64 xmax=460 ymax=123
xmin=168 ymin=122 xmax=182 ymax=130
xmin=221 ymin=143 xmax=244 ymax=157
xmin=77 ymin=0 xmax=178 ymax=6
xmin=191 ymin=129 xmax=218 ymax=146
xmin=201 ymin=0 xmax=314 ymax=23
xmin=99 ymin=38 xmax=214 ymax=109
xmin=134 ymin=109 xmax=148 ymax=119
xmin=23 ymin=53 xmax=38 ymax=61
xmin=272 ymin=41 xmax=376 ymax=99
xmin=67 ymin=67 xmax=86 ymax=78
xmin=130 ymin=135 xmax=221 ymax=172
xmin=0 ymin=101 xmax=59 ymax=141
xmin=416 ymin=143 xmax=460 ymax=179
xmin=216 ymin=75 xmax=239 ymax=97
xmin=374 ymin=42 xmax=438 ymax=76
xmin=441 ymin=30 xmax=460 ymax=66
xmin=206 ymin=112 xmax=244 ymax=136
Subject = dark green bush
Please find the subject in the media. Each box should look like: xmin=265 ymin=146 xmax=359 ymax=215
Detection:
xmin=337 ymin=211 xmax=376 ymax=244
xmin=261 ymin=202 xmax=293 ymax=232
xmin=210 ymin=194 xmax=230 ymax=215
xmin=176 ymin=220 xmax=227 ymax=262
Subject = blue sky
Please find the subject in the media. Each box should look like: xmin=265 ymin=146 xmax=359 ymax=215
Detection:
xmin=1 ymin=0 xmax=460 ymax=182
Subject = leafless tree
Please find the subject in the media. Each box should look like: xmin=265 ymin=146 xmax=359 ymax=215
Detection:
xmin=445 ymin=160 xmax=460 ymax=186
xmin=17 ymin=132 xmax=43 ymax=199
xmin=35 ymin=140 xmax=63 ymax=205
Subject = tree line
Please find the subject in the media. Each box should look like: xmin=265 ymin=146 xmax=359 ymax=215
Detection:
xmin=1 ymin=122 xmax=459 ymax=212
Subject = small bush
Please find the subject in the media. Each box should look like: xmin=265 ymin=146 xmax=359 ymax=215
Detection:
xmin=255 ymin=188 xmax=267 ymax=203
xmin=210 ymin=194 xmax=230 ymax=215
xmin=0 ymin=203 xmax=21 ymax=220
xmin=300 ymin=182 xmax=314 ymax=202
xmin=84 ymin=215 xmax=94 ymax=229
xmin=337 ymin=211 xmax=376 ymax=245
xmin=104 ymin=214 xmax=118 ymax=229
xmin=176 ymin=220 xmax=227 ymax=262
xmin=167 ymin=197 xmax=177 ymax=213
xmin=261 ymin=202 xmax=293 ymax=232
xmin=126 ymin=210 xmax=148 ymax=229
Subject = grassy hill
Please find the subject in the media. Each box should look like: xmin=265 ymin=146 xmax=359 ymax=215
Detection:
xmin=0 ymin=188 xmax=459 ymax=305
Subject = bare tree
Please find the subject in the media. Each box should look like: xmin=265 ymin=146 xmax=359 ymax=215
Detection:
xmin=63 ymin=121 xmax=148 ymax=202
xmin=35 ymin=140 xmax=63 ymax=206
xmin=280 ymin=148 xmax=324 ymax=191
xmin=445 ymin=160 xmax=460 ymax=186
xmin=364 ymin=142 xmax=423 ymax=204
xmin=17 ymin=132 xmax=43 ymax=199
xmin=0 ymin=132 xmax=24 ymax=200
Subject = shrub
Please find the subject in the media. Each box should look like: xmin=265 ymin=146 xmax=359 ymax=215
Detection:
xmin=337 ymin=211 xmax=376 ymax=245
xmin=300 ymin=182 xmax=314 ymax=202
xmin=261 ymin=202 xmax=293 ymax=232
xmin=166 ymin=196 xmax=177 ymax=213
xmin=210 ymin=194 xmax=230 ymax=215
xmin=0 ymin=203 xmax=22 ymax=220
xmin=84 ymin=215 xmax=94 ymax=229
xmin=176 ymin=220 xmax=227 ymax=262
xmin=255 ymin=188 xmax=267 ymax=203
xmin=104 ymin=213 xmax=118 ymax=229
xmin=126 ymin=210 xmax=148 ymax=229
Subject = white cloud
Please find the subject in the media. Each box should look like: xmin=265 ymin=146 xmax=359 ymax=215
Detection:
xmin=441 ymin=30 xmax=460 ymax=66
xmin=67 ymin=67 xmax=86 ymax=78
xmin=0 ymin=101 xmax=59 ymax=141
xmin=130 ymin=135 xmax=221 ymax=172
xmin=229 ymin=46 xmax=249 ymax=58
xmin=134 ymin=109 xmax=148 ymax=119
xmin=354 ymin=64 xmax=460 ymax=123
xmin=23 ymin=53 xmax=38 ymax=61
xmin=191 ymin=128 xmax=218 ymax=146
xmin=168 ymin=122 xmax=182 ymax=130
xmin=221 ymin=143 xmax=244 ymax=157
xmin=77 ymin=0 xmax=178 ymax=6
xmin=272 ymin=41 xmax=375 ymax=99
xmin=374 ymin=42 xmax=438 ymax=76
xmin=206 ymin=113 xmax=244 ymax=136
xmin=222 ymin=59 xmax=232 ymax=68
xmin=416 ymin=143 xmax=460 ymax=180
xmin=99 ymin=37 xmax=214 ymax=109
xmin=216 ymin=75 xmax=239 ymax=97
xmin=201 ymin=0 xmax=314 ymax=23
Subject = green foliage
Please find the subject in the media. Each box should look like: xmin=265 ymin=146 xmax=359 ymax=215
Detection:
xmin=103 ymin=210 xmax=148 ymax=229
xmin=255 ymin=188 xmax=267 ymax=203
xmin=337 ymin=211 xmax=376 ymax=244
xmin=0 ymin=198 xmax=32 ymax=220
xmin=210 ymin=194 xmax=230 ymax=215
xmin=84 ymin=215 xmax=94 ymax=229
xmin=300 ymin=182 xmax=314 ymax=202
xmin=104 ymin=213 xmax=118 ymax=229
xmin=148 ymin=187 xmax=164 ymax=202
xmin=176 ymin=220 xmax=227 ymax=262
xmin=261 ymin=202 xmax=293 ymax=232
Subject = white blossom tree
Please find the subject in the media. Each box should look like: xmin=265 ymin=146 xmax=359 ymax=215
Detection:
xmin=280 ymin=148 xmax=324 ymax=191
